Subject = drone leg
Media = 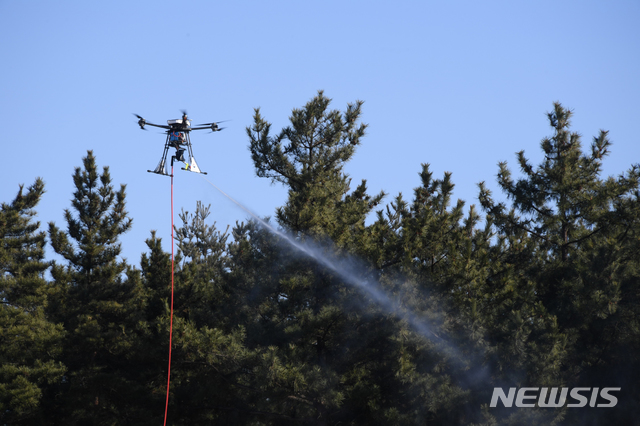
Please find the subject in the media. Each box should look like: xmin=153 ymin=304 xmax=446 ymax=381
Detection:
xmin=148 ymin=137 xmax=172 ymax=176
xmin=180 ymin=133 xmax=206 ymax=174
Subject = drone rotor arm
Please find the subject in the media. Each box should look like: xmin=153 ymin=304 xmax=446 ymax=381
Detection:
xmin=133 ymin=114 xmax=172 ymax=130
xmin=144 ymin=122 xmax=172 ymax=130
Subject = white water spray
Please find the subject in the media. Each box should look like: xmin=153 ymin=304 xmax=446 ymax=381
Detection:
xmin=202 ymin=177 xmax=464 ymax=361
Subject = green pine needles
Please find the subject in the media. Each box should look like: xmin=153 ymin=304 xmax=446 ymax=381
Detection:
xmin=1 ymin=99 xmax=639 ymax=425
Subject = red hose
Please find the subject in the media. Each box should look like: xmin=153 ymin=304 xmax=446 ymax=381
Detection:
xmin=163 ymin=165 xmax=175 ymax=425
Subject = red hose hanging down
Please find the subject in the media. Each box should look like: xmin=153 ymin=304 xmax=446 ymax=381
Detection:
xmin=164 ymin=163 xmax=175 ymax=425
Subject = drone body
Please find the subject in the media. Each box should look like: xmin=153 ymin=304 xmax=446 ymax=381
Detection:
xmin=134 ymin=112 xmax=225 ymax=176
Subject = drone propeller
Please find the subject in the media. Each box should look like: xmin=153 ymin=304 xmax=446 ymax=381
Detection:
xmin=195 ymin=120 xmax=229 ymax=132
xmin=196 ymin=120 xmax=229 ymax=126
xmin=133 ymin=113 xmax=147 ymax=130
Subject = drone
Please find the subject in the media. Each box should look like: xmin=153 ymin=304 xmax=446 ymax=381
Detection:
xmin=134 ymin=111 xmax=225 ymax=176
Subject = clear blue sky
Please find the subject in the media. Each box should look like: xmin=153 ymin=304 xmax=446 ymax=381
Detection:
xmin=2 ymin=1 xmax=639 ymax=264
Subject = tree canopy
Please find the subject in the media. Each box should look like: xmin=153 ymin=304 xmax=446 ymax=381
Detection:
xmin=1 ymin=98 xmax=638 ymax=425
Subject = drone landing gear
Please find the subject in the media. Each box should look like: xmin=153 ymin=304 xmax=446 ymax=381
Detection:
xmin=148 ymin=132 xmax=207 ymax=176
xmin=180 ymin=155 xmax=207 ymax=175
xmin=148 ymin=143 xmax=171 ymax=176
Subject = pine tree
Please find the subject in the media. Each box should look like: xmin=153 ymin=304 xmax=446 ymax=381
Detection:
xmin=477 ymin=103 xmax=640 ymax=424
xmin=118 ymin=203 xmax=258 ymax=424
xmin=244 ymin=92 xmax=492 ymax=424
xmin=248 ymin=90 xmax=384 ymax=245
xmin=368 ymin=164 xmax=494 ymax=424
xmin=174 ymin=202 xmax=230 ymax=327
xmin=245 ymin=92 xmax=415 ymax=424
xmin=47 ymin=151 xmax=144 ymax=423
xmin=0 ymin=179 xmax=65 ymax=424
